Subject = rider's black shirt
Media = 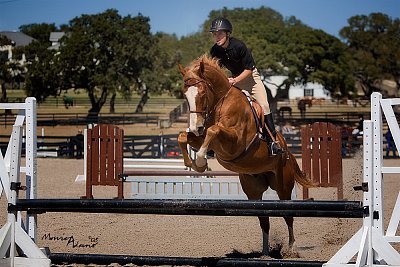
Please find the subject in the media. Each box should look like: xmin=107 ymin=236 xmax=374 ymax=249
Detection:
xmin=210 ymin=37 xmax=256 ymax=77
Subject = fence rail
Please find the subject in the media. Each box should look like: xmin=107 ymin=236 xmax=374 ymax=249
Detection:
xmin=0 ymin=131 xmax=370 ymax=159
xmin=1 ymin=110 xmax=368 ymax=127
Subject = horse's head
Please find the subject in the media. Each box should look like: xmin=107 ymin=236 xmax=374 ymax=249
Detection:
xmin=178 ymin=55 xmax=230 ymax=136
xmin=178 ymin=61 xmax=212 ymax=136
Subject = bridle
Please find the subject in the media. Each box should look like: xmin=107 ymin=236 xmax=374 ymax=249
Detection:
xmin=183 ymin=75 xmax=233 ymax=129
xmin=184 ymin=77 xmax=212 ymax=117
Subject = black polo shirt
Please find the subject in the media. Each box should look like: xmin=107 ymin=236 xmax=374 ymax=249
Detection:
xmin=210 ymin=37 xmax=256 ymax=77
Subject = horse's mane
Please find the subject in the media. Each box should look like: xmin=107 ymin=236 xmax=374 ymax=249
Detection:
xmin=189 ymin=54 xmax=225 ymax=76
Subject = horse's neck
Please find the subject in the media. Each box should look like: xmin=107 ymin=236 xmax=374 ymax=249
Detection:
xmin=208 ymin=75 xmax=230 ymax=99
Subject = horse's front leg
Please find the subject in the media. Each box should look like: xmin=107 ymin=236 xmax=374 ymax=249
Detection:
xmin=195 ymin=124 xmax=241 ymax=169
xmin=192 ymin=128 xmax=218 ymax=172
xmin=178 ymin=132 xmax=193 ymax=168
xmin=178 ymin=131 xmax=207 ymax=172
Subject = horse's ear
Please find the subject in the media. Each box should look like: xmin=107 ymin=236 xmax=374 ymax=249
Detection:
xmin=199 ymin=61 xmax=205 ymax=78
xmin=178 ymin=64 xmax=186 ymax=76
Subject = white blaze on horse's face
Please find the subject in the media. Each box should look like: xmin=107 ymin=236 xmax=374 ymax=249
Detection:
xmin=185 ymin=85 xmax=205 ymax=136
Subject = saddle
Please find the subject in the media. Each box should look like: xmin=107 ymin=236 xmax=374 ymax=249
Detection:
xmin=241 ymin=90 xmax=264 ymax=135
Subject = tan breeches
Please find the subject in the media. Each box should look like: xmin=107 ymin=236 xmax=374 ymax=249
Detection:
xmin=234 ymin=68 xmax=270 ymax=115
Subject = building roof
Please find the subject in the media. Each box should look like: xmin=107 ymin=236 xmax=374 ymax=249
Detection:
xmin=0 ymin=31 xmax=35 ymax=47
xmin=49 ymin=32 xmax=65 ymax=42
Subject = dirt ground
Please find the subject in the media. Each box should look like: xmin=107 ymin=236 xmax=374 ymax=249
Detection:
xmin=0 ymin=151 xmax=399 ymax=266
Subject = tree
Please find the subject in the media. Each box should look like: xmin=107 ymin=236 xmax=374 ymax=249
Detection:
xmin=19 ymin=23 xmax=56 ymax=44
xmin=60 ymin=9 xmax=156 ymax=116
xmin=0 ymin=35 xmax=26 ymax=105
xmin=0 ymin=35 xmax=13 ymax=103
xmin=25 ymin=9 xmax=157 ymax=117
xmin=191 ymin=7 xmax=354 ymax=101
xmin=340 ymin=13 xmax=400 ymax=97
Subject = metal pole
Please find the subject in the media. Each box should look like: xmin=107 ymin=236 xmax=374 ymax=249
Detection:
xmin=11 ymin=199 xmax=364 ymax=218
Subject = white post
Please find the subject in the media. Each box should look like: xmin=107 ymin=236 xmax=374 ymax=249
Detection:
xmin=8 ymin=125 xmax=22 ymax=266
xmin=0 ymin=125 xmax=50 ymax=266
xmin=371 ymin=92 xmax=384 ymax=234
xmin=24 ymin=97 xmax=37 ymax=240
xmin=0 ymin=98 xmax=37 ymax=240
xmin=324 ymin=92 xmax=400 ymax=266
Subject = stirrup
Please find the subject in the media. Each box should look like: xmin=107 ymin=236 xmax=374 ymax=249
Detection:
xmin=270 ymin=141 xmax=284 ymax=156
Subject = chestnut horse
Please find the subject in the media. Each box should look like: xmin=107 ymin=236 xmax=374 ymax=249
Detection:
xmin=178 ymin=54 xmax=316 ymax=255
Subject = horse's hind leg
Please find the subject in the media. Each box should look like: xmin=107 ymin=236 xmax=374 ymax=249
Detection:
xmin=259 ymin=216 xmax=270 ymax=255
xmin=277 ymin=166 xmax=297 ymax=254
xmin=239 ymin=174 xmax=270 ymax=255
xmin=283 ymin=216 xmax=295 ymax=251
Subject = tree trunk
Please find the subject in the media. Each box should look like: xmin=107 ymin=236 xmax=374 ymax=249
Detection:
xmin=1 ymin=82 xmax=6 ymax=102
xmin=135 ymin=89 xmax=149 ymax=113
xmin=109 ymin=93 xmax=116 ymax=113
xmin=87 ymin=87 xmax=108 ymax=122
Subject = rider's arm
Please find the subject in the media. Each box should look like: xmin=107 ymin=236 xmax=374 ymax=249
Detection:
xmin=229 ymin=69 xmax=252 ymax=85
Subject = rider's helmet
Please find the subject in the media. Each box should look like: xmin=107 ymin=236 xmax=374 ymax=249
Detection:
xmin=209 ymin=17 xmax=232 ymax=33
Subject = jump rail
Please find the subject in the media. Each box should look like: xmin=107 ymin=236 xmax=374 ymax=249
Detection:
xmin=9 ymin=199 xmax=364 ymax=218
xmin=48 ymin=253 xmax=325 ymax=267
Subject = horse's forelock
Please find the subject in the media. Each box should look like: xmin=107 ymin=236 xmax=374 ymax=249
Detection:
xmin=190 ymin=54 xmax=223 ymax=76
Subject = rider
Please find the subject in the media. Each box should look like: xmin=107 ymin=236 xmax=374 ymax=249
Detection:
xmin=209 ymin=17 xmax=283 ymax=155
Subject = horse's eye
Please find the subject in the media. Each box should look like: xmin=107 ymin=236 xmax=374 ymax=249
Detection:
xmin=184 ymin=78 xmax=199 ymax=87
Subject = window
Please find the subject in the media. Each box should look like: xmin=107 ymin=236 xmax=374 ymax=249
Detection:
xmin=304 ymin=88 xmax=314 ymax=97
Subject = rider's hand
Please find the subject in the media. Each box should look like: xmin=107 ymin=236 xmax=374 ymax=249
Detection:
xmin=228 ymin=77 xmax=236 ymax=85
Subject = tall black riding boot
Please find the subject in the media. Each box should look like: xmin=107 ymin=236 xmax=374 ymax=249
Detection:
xmin=264 ymin=113 xmax=284 ymax=155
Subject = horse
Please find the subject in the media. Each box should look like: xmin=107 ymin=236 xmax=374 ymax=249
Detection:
xmin=63 ymin=95 xmax=74 ymax=109
xmin=177 ymin=54 xmax=316 ymax=255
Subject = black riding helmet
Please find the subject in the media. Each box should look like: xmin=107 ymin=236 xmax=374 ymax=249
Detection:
xmin=209 ymin=17 xmax=232 ymax=33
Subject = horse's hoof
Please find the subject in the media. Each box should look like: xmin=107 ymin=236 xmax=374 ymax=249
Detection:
xmin=196 ymin=163 xmax=208 ymax=173
xmin=191 ymin=161 xmax=208 ymax=173
xmin=283 ymin=243 xmax=299 ymax=258
xmin=196 ymin=156 xmax=207 ymax=167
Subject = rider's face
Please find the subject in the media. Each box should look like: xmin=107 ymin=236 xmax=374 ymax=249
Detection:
xmin=212 ymin=31 xmax=228 ymax=47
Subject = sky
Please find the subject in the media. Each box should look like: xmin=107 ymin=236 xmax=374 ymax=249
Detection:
xmin=0 ymin=0 xmax=399 ymax=38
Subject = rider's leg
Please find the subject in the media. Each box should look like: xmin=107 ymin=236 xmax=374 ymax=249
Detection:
xmin=264 ymin=113 xmax=283 ymax=155
xmin=234 ymin=68 xmax=283 ymax=155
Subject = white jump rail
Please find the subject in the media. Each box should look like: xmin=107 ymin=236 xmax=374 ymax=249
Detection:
xmin=324 ymin=92 xmax=400 ymax=267
xmin=127 ymin=176 xmax=295 ymax=200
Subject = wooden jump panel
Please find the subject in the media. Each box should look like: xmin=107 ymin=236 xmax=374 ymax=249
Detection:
xmin=301 ymin=122 xmax=343 ymax=199
xmin=85 ymin=124 xmax=124 ymax=199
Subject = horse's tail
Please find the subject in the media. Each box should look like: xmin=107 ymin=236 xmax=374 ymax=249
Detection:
xmin=287 ymin=152 xmax=319 ymax=188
